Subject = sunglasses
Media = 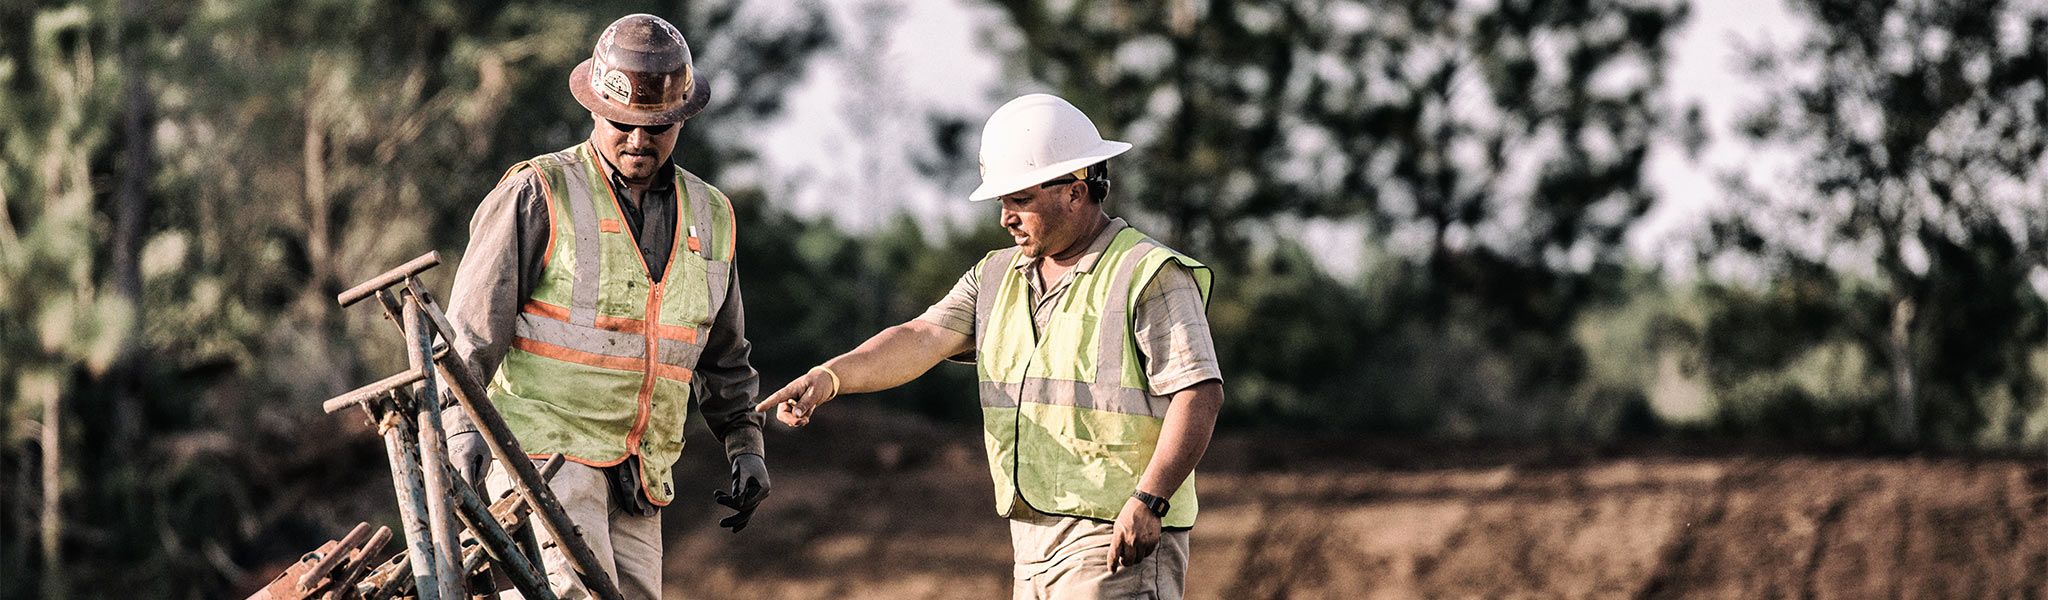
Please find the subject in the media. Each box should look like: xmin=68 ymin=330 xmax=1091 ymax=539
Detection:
xmin=1036 ymin=167 xmax=1093 ymax=189
xmin=606 ymin=119 xmax=676 ymax=135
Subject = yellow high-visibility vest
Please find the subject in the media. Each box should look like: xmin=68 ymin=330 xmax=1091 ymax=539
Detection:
xmin=488 ymin=142 xmax=737 ymax=505
xmin=972 ymin=225 xmax=1212 ymax=527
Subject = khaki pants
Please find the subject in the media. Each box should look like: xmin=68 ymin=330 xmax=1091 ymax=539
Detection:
xmin=485 ymin=460 xmax=664 ymax=600
xmin=1008 ymin=506 xmax=1189 ymax=600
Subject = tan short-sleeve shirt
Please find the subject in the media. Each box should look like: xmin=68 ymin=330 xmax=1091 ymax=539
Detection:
xmin=915 ymin=218 xmax=1222 ymax=395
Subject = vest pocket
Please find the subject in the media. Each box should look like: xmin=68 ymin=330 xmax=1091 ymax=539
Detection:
xmin=660 ymin=251 xmax=714 ymax=328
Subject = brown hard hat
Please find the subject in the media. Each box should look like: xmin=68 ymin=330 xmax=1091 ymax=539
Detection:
xmin=569 ymin=14 xmax=711 ymax=125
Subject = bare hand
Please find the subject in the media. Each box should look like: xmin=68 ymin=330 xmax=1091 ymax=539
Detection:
xmin=752 ymin=368 xmax=836 ymax=427
xmin=1107 ymin=497 xmax=1162 ymax=573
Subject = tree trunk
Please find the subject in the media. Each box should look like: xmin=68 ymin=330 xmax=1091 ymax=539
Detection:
xmin=1889 ymin=294 xmax=1918 ymax=444
xmin=111 ymin=0 xmax=153 ymax=452
xmin=304 ymin=92 xmax=331 ymax=309
xmin=39 ymin=383 xmax=65 ymax=600
xmin=0 ymin=179 xmax=17 ymax=254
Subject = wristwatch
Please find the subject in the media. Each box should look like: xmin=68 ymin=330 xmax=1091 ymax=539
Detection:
xmin=1130 ymin=490 xmax=1170 ymax=518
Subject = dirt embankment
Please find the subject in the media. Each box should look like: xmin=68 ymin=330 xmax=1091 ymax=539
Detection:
xmin=509 ymin=409 xmax=2048 ymax=599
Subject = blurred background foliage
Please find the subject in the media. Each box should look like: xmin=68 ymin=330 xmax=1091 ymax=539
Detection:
xmin=1 ymin=0 xmax=2045 ymax=597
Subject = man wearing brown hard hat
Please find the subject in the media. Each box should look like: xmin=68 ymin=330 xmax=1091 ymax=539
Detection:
xmin=439 ymin=13 xmax=769 ymax=599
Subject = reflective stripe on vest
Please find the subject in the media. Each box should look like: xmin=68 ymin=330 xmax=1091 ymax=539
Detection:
xmin=973 ymin=226 xmax=1213 ymax=528
xmin=488 ymin=142 xmax=737 ymax=505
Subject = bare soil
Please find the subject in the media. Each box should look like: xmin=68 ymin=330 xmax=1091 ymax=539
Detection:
xmin=635 ymin=409 xmax=2048 ymax=599
xmin=247 ymin=408 xmax=2047 ymax=599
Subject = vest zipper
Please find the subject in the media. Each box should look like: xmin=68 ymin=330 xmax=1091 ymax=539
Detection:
xmin=625 ymin=282 xmax=662 ymax=461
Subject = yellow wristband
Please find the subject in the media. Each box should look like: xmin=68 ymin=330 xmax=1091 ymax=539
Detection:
xmin=809 ymin=365 xmax=841 ymax=399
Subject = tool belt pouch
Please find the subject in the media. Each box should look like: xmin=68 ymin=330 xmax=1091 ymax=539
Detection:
xmin=605 ymin=455 xmax=659 ymax=517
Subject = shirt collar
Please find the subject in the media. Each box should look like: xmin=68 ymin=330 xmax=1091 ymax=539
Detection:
xmin=1014 ymin=217 xmax=1128 ymax=274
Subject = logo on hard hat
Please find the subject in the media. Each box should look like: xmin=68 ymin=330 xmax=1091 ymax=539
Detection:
xmin=601 ymin=69 xmax=634 ymax=103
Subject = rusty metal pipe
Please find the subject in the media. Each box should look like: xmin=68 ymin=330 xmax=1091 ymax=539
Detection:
xmin=408 ymin=296 xmax=467 ymax=600
xmin=337 ymin=251 xmax=440 ymax=307
xmin=318 ymin=526 xmax=391 ymax=600
xmin=322 ymin=369 xmax=426 ymax=414
xmin=440 ymin=457 xmax=555 ymax=600
xmin=298 ymin=522 xmax=371 ymax=589
xmin=356 ymin=456 xmax=566 ymax=600
xmin=399 ymin=284 xmax=625 ymax=600
xmin=339 ymin=261 xmax=623 ymax=600
xmin=377 ymin=390 xmax=441 ymax=600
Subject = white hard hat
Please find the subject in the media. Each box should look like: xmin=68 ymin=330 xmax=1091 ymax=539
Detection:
xmin=968 ymin=94 xmax=1132 ymax=201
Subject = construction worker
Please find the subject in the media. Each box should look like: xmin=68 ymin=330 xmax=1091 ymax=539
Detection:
xmin=756 ymin=93 xmax=1225 ymax=599
xmin=439 ymin=14 xmax=768 ymax=599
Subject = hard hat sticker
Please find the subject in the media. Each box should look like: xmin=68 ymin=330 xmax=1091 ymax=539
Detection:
xmin=602 ymin=70 xmax=634 ymax=103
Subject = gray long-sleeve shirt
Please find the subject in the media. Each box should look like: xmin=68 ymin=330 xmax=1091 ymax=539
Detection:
xmin=440 ymin=157 xmax=765 ymax=463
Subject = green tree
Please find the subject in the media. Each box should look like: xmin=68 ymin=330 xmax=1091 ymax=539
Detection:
xmin=3 ymin=0 xmax=841 ymax=596
xmin=987 ymin=0 xmax=1689 ymax=433
xmin=0 ymin=3 xmax=136 ymax=598
xmin=1716 ymin=0 xmax=2048 ymax=444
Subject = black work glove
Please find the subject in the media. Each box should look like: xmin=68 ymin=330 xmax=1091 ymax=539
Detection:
xmin=447 ymin=430 xmax=490 ymax=492
xmin=712 ymin=453 xmax=770 ymax=532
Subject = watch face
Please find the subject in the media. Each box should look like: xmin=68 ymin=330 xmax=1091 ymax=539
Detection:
xmin=1134 ymin=491 xmax=1169 ymax=516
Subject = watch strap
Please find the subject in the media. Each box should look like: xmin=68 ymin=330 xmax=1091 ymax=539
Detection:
xmin=1131 ymin=490 xmax=1170 ymax=518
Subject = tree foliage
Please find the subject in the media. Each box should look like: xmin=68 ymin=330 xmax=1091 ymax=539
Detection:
xmin=1 ymin=1 xmax=833 ymax=596
xmin=986 ymin=0 xmax=1690 ymax=433
xmin=1713 ymin=0 xmax=2048 ymax=445
xmin=4 ymin=0 xmax=2048 ymax=596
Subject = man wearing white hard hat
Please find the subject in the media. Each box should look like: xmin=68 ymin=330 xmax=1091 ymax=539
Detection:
xmin=756 ymin=93 xmax=1224 ymax=599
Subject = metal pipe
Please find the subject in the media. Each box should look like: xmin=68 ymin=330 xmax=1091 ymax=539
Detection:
xmin=322 ymin=369 xmax=426 ymax=414
xmin=400 ymin=280 xmax=625 ymax=600
xmin=374 ymin=392 xmax=440 ymax=600
xmin=338 ymin=266 xmax=623 ymax=600
xmin=439 ymin=458 xmax=556 ymax=600
xmin=318 ymin=526 xmax=391 ymax=600
xmin=298 ymin=522 xmax=371 ymax=589
xmin=407 ymin=295 xmax=467 ymax=600
xmin=356 ymin=457 xmax=565 ymax=600
xmin=514 ymin=511 xmax=546 ymax=585
xmin=337 ymin=251 xmax=439 ymax=307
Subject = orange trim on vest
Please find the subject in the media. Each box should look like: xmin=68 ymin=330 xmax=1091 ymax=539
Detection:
xmin=649 ymin=322 xmax=699 ymax=344
xmin=521 ymin=300 xmax=701 ymax=344
xmin=651 ymin=362 xmax=693 ymax=382
xmin=521 ymin=299 xmax=572 ymax=321
xmin=510 ymin=337 xmax=693 ymax=383
xmin=600 ymin=218 xmax=623 ymax=233
xmin=512 ymin=337 xmax=642 ymax=372
xmin=530 ymin=161 xmax=560 ymax=272
xmin=622 ymin=283 xmax=663 ymax=472
xmin=527 ymin=451 xmax=629 ymax=469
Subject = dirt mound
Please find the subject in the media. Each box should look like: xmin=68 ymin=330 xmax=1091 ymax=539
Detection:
xmin=585 ymin=411 xmax=2048 ymax=598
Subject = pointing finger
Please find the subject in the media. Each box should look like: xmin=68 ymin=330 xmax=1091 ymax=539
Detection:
xmin=754 ymin=381 xmax=800 ymax=413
